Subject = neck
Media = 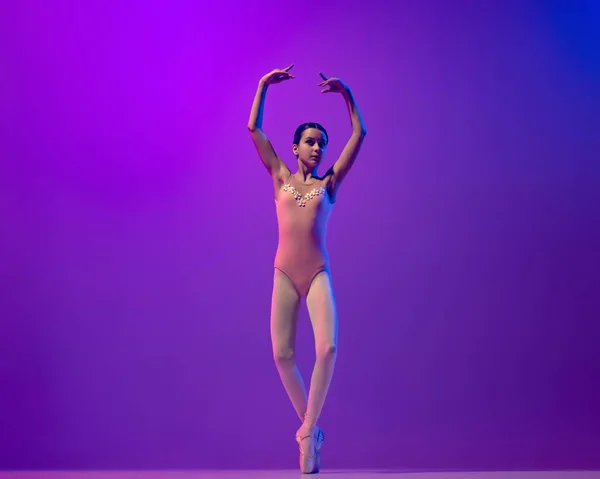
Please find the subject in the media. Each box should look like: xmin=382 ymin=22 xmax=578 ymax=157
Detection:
xmin=296 ymin=160 xmax=318 ymax=181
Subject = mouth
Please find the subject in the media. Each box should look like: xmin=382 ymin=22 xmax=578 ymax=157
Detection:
xmin=311 ymin=155 xmax=321 ymax=160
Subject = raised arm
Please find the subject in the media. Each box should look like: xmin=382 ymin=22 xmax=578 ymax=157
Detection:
xmin=319 ymin=74 xmax=367 ymax=192
xmin=247 ymin=65 xmax=295 ymax=180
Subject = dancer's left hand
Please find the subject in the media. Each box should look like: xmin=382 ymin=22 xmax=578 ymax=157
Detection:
xmin=318 ymin=73 xmax=349 ymax=94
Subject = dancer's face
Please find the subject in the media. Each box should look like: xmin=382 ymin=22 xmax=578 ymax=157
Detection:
xmin=293 ymin=128 xmax=328 ymax=167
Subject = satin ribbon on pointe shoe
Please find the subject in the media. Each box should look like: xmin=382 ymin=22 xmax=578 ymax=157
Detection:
xmin=296 ymin=426 xmax=324 ymax=474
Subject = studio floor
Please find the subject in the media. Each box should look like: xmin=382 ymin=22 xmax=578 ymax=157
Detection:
xmin=1 ymin=471 xmax=599 ymax=479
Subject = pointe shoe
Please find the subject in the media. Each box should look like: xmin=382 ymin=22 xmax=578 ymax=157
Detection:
xmin=295 ymin=425 xmax=325 ymax=474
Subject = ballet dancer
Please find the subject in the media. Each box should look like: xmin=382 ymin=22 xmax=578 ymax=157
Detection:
xmin=247 ymin=64 xmax=366 ymax=474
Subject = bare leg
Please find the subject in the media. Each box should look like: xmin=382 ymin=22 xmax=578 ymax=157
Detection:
xmin=295 ymin=271 xmax=338 ymax=472
xmin=270 ymin=268 xmax=308 ymax=422
xmin=304 ymin=271 xmax=338 ymax=429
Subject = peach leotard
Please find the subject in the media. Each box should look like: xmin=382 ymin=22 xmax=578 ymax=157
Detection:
xmin=274 ymin=172 xmax=335 ymax=296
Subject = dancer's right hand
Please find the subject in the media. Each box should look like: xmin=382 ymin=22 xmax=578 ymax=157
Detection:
xmin=260 ymin=64 xmax=295 ymax=85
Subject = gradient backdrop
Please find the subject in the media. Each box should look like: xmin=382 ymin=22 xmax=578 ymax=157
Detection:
xmin=1 ymin=0 xmax=599 ymax=472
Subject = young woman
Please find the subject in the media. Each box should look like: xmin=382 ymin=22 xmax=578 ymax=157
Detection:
xmin=247 ymin=64 xmax=366 ymax=474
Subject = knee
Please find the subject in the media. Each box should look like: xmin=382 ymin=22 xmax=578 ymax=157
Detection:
xmin=273 ymin=348 xmax=296 ymax=369
xmin=316 ymin=343 xmax=337 ymax=361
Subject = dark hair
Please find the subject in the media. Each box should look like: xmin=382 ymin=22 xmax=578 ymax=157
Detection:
xmin=293 ymin=122 xmax=328 ymax=146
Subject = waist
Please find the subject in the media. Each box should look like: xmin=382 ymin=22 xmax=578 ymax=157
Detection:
xmin=274 ymin=240 xmax=329 ymax=266
xmin=277 ymin=229 xmax=326 ymax=248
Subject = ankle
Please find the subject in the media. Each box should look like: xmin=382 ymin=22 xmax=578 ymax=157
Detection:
xmin=301 ymin=414 xmax=318 ymax=431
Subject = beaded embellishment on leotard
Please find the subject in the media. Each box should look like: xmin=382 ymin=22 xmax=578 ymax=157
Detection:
xmin=282 ymin=184 xmax=327 ymax=207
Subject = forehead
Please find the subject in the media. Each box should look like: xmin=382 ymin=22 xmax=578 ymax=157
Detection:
xmin=301 ymin=128 xmax=326 ymax=141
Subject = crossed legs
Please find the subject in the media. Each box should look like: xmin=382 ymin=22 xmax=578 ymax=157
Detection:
xmin=270 ymin=269 xmax=338 ymax=471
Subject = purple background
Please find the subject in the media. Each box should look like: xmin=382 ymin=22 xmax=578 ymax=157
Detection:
xmin=2 ymin=0 xmax=599 ymax=471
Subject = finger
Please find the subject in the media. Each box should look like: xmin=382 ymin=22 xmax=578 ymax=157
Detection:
xmin=319 ymin=72 xmax=328 ymax=80
xmin=283 ymin=64 xmax=295 ymax=72
xmin=318 ymin=80 xmax=328 ymax=86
